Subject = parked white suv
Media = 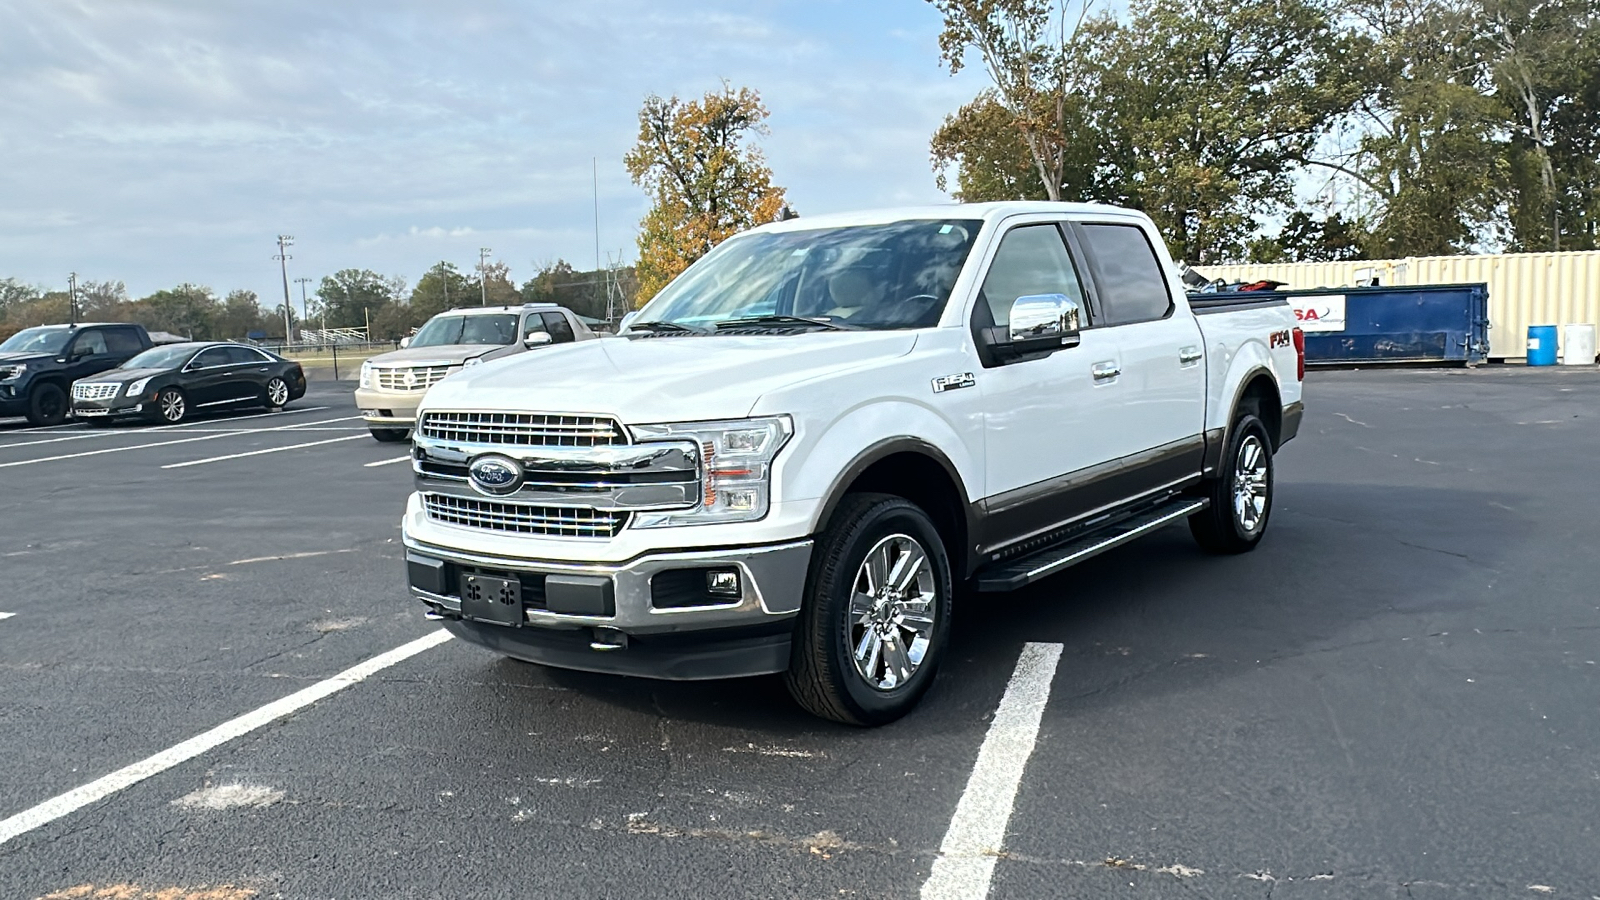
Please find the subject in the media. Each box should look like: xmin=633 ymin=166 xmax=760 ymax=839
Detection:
xmin=401 ymin=203 xmax=1305 ymax=724
xmin=355 ymin=303 xmax=595 ymax=441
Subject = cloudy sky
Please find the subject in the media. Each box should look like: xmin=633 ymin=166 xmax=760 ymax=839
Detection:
xmin=0 ymin=0 xmax=986 ymax=304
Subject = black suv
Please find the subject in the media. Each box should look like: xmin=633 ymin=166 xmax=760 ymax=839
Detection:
xmin=0 ymin=323 xmax=153 ymax=426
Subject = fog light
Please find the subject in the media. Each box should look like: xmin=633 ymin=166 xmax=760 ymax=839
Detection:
xmin=706 ymin=569 xmax=741 ymax=597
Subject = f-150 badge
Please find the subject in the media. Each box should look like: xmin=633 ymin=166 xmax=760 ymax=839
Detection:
xmin=932 ymin=372 xmax=976 ymax=393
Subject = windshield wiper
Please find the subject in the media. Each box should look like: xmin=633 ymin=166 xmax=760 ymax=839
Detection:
xmin=627 ymin=320 xmax=712 ymax=335
xmin=714 ymin=315 xmax=859 ymax=332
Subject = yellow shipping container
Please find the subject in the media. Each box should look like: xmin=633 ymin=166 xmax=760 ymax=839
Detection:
xmin=1195 ymin=252 xmax=1600 ymax=360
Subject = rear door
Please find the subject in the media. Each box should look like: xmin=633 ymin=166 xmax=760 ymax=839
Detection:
xmin=64 ymin=329 xmax=116 ymax=382
xmin=973 ymin=219 xmax=1123 ymax=552
xmin=222 ymin=345 xmax=275 ymax=397
xmin=1071 ymin=220 xmax=1206 ymax=492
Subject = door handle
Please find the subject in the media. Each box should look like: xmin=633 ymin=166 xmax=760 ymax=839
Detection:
xmin=1091 ymin=362 xmax=1121 ymax=381
xmin=1179 ymin=346 xmax=1203 ymax=364
xmin=258 ymin=367 xmax=270 ymax=372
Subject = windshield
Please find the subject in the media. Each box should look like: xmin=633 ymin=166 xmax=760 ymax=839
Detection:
xmin=0 ymin=327 xmax=73 ymax=354
xmin=411 ymin=314 xmax=518 ymax=347
xmin=122 ymin=345 xmax=197 ymax=370
xmin=634 ymin=219 xmax=983 ymax=331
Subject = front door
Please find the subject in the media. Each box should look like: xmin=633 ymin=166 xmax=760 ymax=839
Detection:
xmin=972 ymin=220 xmax=1122 ymax=554
xmin=182 ymin=346 xmax=240 ymax=406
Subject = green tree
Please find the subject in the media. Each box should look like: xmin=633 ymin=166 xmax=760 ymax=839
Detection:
xmin=408 ymin=262 xmax=472 ymax=321
xmin=1248 ymin=212 xmax=1368 ymax=262
xmin=136 ymin=284 xmax=217 ymax=339
xmin=624 ymin=84 xmax=789 ymax=302
xmin=0 ymin=278 xmax=44 ymax=323
xmin=214 ymin=289 xmax=268 ymax=340
xmin=315 ymin=269 xmax=402 ymax=330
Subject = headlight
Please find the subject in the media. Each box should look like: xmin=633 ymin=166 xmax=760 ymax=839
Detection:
xmin=463 ymin=356 xmax=484 ymax=368
xmin=0 ymin=364 xmax=25 ymax=381
xmin=359 ymin=361 xmax=374 ymax=389
xmin=629 ymin=416 xmax=793 ymax=528
xmin=125 ymin=377 xmax=153 ymax=396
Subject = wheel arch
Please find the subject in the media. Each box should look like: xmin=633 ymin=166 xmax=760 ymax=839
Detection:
xmin=812 ymin=438 xmax=977 ymax=579
xmin=1203 ymin=367 xmax=1284 ymax=477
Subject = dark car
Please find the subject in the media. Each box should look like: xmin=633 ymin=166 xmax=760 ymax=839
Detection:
xmin=70 ymin=342 xmax=307 ymax=425
xmin=0 ymin=323 xmax=154 ymax=425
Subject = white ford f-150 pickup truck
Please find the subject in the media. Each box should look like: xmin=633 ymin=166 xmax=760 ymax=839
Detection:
xmin=401 ymin=202 xmax=1305 ymax=725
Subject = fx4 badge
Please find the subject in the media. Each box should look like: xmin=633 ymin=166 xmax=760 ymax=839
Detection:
xmin=932 ymin=372 xmax=975 ymax=393
xmin=1269 ymin=330 xmax=1292 ymax=348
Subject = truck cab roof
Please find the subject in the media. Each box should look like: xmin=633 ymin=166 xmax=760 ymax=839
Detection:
xmin=749 ymin=201 xmax=1152 ymax=235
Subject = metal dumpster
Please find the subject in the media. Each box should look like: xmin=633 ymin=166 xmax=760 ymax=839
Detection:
xmin=1191 ymin=283 xmax=1490 ymax=365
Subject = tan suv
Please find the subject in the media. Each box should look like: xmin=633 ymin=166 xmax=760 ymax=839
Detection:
xmin=356 ymin=303 xmax=595 ymax=441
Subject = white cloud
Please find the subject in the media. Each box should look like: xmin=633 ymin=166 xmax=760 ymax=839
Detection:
xmin=0 ymin=0 xmax=986 ymax=299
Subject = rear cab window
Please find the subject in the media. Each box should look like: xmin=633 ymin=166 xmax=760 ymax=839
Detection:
xmin=1077 ymin=223 xmax=1173 ymax=325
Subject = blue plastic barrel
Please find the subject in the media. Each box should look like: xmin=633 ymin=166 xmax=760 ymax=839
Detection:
xmin=1528 ymin=325 xmax=1559 ymax=365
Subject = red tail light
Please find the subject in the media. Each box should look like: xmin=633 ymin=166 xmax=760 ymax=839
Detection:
xmin=1292 ymin=327 xmax=1305 ymax=381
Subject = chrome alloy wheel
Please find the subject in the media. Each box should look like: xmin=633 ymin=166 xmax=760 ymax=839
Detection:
xmin=1232 ymin=434 xmax=1269 ymax=533
xmin=846 ymin=533 xmax=939 ymax=691
xmin=266 ymin=378 xmax=289 ymax=406
xmin=159 ymin=390 xmax=185 ymax=422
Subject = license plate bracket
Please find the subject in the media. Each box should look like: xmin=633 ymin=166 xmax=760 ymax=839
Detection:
xmin=460 ymin=573 xmax=523 ymax=626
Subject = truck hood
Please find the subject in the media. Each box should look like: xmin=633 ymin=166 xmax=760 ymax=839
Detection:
xmin=0 ymin=352 xmax=51 ymax=366
xmin=366 ymin=344 xmax=501 ymax=366
xmin=421 ymin=331 xmax=918 ymax=423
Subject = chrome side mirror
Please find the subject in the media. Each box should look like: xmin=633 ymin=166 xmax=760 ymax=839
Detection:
xmin=524 ymin=331 xmax=553 ymax=347
xmin=1008 ymin=293 xmax=1082 ymax=343
xmin=398 ymin=336 xmax=411 ymax=349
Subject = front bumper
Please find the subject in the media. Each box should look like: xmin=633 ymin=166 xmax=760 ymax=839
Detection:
xmin=402 ymin=533 xmax=813 ymax=680
xmin=71 ymin=395 xmax=149 ymax=419
xmin=354 ymin=387 xmax=420 ymax=427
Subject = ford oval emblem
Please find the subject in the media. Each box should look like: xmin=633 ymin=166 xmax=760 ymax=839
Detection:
xmin=468 ymin=454 xmax=523 ymax=495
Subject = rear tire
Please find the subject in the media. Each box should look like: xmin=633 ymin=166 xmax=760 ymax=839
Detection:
xmin=264 ymin=377 xmax=291 ymax=410
xmin=1190 ymin=413 xmax=1274 ymax=554
xmin=369 ymin=427 xmax=409 ymax=443
xmin=25 ymin=383 xmax=68 ymax=427
xmin=784 ymin=493 xmax=953 ymax=726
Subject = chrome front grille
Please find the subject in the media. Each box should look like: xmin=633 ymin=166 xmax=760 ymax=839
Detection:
xmin=375 ymin=365 xmax=452 ymax=391
xmin=423 ymin=493 xmax=628 ymax=538
xmin=418 ymin=412 xmax=624 ymax=448
xmin=72 ymin=382 xmax=120 ymax=401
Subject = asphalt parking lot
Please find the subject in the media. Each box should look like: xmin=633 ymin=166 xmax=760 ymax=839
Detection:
xmin=1 ymin=369 xmax=1597 ymax=900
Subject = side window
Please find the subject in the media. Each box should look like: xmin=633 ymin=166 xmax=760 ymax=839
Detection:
xmin=71 ymin=331 xmax=109 ymax=356
xmin=190 ymin=348 xmax=229 ymax=369
xmin=1080 ymin=224 xmax=1173 ymax=324
xmin=977 ymin=224 xmax=1088 ymax=329
xmin=521 ymin=315 xmax=549 ymax=340
xmin=222 ymin=346 xmax=264 ymax=365
xmin=541 ymin=312 xmax=575 ymax=344
xmin=103 ymin=328 xmax=143 ymax=356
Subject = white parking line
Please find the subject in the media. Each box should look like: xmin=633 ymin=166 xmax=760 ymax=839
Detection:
xmin=0 ymin=416 xmax=360 ymax=469
xmin=0 ymin=629 xmax=451 ymax=848
xmin=363 ymin=455 xmax=412 ymax=467
xmin=0 ymin=407 xmax=332 ymax=450
xmin=0 ymin=612 xmax=14 ymax=621
xmin=922 ymin=642 xmax=1063 ymax=900
xmin=161 ymin=434 xmax=367 ymax=468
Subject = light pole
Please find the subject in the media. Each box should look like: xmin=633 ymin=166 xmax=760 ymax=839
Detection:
xmin=478 ymin=247 xmax=492 ymax=306
xmin=67 ymin=272 xmax=79 ymax=325
xmin=294 ymin=276 xmax=314 ymax=338
xmin=274 ymin=235 xmax=295 ymax=344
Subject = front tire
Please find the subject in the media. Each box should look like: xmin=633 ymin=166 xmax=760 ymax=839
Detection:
xmin=1190 ymin=413 xmax=1274 ymax=554
xmin=25 ymin=383 xmax=68 ymax=426
xmin=369 ymin=427 xmax=409 ymax=443
xmin=784 ymin=493 xmax=953 ymax=726
xmin=153 ymin=388 xmax=187 ymax=424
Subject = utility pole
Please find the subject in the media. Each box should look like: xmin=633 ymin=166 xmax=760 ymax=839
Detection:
xmin=593 ymin=157 xmax=601 ymax=275
xmin=294 ymin=276 xmax=314 ymax=338
xmin=274 ymin=235 xmax=295 ymax=344
xmin=478 ymin=247 xmax=492 ymax=306
xmin=67 ymin=272 xmax=79 ymax=325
